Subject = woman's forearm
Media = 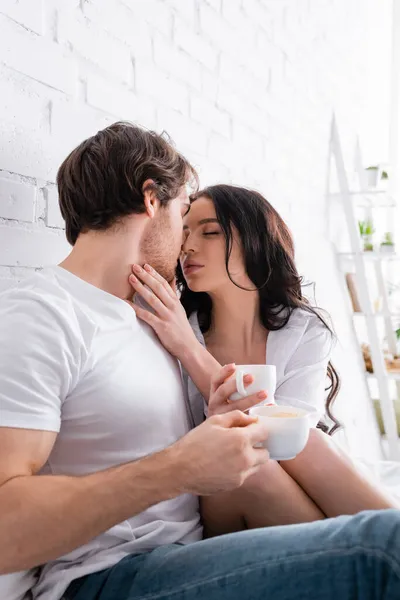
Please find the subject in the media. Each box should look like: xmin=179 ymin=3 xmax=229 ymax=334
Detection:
xmin=179 ymin=343 xmax=221 ymax=403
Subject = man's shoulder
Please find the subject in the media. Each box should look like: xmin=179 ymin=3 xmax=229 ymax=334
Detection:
xmin=0 ymin=268 xmax=75 ymax=313
xmin=0 ymin=269 xmax=96 ymax=345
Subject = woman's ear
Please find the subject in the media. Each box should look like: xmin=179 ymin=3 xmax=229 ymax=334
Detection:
xmin=142 ymin=179 xmax=159 ymax=219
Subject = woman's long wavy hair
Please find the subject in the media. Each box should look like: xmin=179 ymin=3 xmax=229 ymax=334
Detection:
xmin=177 ymin=184 xmax=341 ymax=435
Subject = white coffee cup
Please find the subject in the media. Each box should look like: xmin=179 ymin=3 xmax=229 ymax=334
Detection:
xmin=249 ymin=404 xmax=311 ymax=461
xmin=229 ymin=364 xmax=276 ymax=402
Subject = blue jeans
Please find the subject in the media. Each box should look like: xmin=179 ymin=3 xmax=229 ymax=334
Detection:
xmin=66 ymin=510 xmax=400 ymax=600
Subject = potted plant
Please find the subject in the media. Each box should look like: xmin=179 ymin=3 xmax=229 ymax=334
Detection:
xmin=365 ymin=165 xmax=389 ymax=188
xmin=380 ymin=168 xmax=389 ymax=191
xmin=358 ymin=219 xmax=375 ymax=252
xmin=381 ymin=169 xmax=389 ymax=181
xmin=380 ymin=232 xmax=395 ymax=254
xmin=365 ymin=166 xmax=379 ymax=187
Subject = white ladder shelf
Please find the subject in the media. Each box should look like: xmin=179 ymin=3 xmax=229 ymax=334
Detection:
xmin=328 ymin=117 xmax=400 ymax=461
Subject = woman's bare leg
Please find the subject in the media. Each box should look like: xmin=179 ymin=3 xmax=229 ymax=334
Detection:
xmin=201 ymin=428 xmax=398 ymax=537
xmin=201 ymin=459 xmax=325 ymax=537
xmin=280 ymin=428 xmax=398 ymax=517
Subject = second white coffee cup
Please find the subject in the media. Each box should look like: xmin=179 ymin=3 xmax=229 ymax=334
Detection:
xmin=249 ymin=404 xmax=311 ymax=460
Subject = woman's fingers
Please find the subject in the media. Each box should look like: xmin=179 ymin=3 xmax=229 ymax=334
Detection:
xmin=212 ymin=371 xmax=257 ymax=402
xmin=209 ymin=365 xmax=270 ymax=416
xmin=214 ymin=391 xmax=268 ymax=415
xmin=128 ymin=264 xmax=198 ymax=361
xmin=131 ymin=264 xmax=176 ymax=306
xmin=132 ymin=304 xmax=160 ymax=329
xmin=227 ymin=391 xmax=268 ymax=414
xmin=143 ymin=264 xmax=178 ymax=299
xmin=129 ymin=275 xmax=169 ymax=318
xmin=213 ymin=374 xmax=244 ymax=400
xmin=210 ymin=363 xmax=236 ymax=394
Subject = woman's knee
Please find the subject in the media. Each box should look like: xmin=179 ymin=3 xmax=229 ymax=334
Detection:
xmin=241 ymin=460 xmax=289 ymax=494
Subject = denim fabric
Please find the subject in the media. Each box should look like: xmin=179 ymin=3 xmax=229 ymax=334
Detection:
xmin=65 ymin=510 xmax=400 ymax=600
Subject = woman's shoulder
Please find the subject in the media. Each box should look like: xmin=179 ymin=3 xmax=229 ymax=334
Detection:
xmin=283 ymin=306 xmax=332 ymax=334
xmin=288 ymin=307 xmax=334 ymax=357
xmin=270 ymin=306 xmax=334 ymax=364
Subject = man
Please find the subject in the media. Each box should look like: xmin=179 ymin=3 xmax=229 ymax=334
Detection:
xmin=0 ymin=122 xmax=399 ymax=600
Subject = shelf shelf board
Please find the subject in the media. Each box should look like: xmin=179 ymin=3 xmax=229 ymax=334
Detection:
xmin=330 ymin=190 xmax=391 ymax=196
xmin=328 ymin=190 xmax=396 ymax=207
xmin=353 ymin=312 xmax=400 ymax=319
xmin=338 ymin=252 xmax=400 ymax=261
xmin=366 ymin=371 xmax=400 ymax=381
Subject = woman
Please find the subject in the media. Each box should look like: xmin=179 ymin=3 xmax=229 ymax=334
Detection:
xmin=131 ymin=184 xmax=397 ymax=536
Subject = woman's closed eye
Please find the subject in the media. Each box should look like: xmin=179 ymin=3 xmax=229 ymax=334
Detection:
xmin=203 ymin=231 xmax=221 ymax=236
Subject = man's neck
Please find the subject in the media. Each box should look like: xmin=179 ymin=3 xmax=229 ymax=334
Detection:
xmin=60 ymin=228 xmax=143 ymax=301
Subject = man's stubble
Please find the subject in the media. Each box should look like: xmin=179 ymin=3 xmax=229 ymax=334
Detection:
xmin=140 ymin=209 xmax=181 ymax=284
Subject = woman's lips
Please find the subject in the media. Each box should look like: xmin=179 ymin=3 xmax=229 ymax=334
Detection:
xmin=183 ymin=264 xmax=204 ymax=276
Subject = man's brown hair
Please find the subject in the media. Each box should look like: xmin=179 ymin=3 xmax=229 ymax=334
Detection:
xmin=57 ymin=121 xmax=198 ymax=245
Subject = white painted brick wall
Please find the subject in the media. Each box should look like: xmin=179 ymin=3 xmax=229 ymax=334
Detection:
xmin=0 ymin=0 xmax=45 ymax=34
xmin=135 ymin=61 xmax=189 ymax=114
xmin=0 ymin=224 xmax=69 ymax=268
xmin=190 ymin=96 xmax=230 ymax=138
xmin=81 ymin=0 xmax=155 ymax=52
xmin=0 ymin=176 xmax=36 ymax=222
xmin=86 ymin=73 xmax=156 ymax=126
xmin=0 ymin=14 xmax=77 ymax=95
xmin=153 ymin=33 xmax=203 ymax=91
xmin=0 ymin=0 xmax=390 ymax=455
xmin=44 ymin=185 xmax=64 ymax=229
xmin=174 ymin=16 xmax=218 ymax=70
xmin=57 ymin=10 xmax=133 ymax=84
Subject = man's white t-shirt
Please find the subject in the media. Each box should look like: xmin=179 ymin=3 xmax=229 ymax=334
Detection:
xmin=0 ymin=267 xmax=202 ymax=600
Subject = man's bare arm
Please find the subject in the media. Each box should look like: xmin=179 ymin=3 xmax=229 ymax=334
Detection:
xmin=0 ymin=427 xmax=183 ymax=573
xmin=0 ymin=413 xmax=269 ymax=574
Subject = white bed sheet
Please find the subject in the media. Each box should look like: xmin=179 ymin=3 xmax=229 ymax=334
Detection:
xmin=354 ymin=457 xmax=400 ymax=502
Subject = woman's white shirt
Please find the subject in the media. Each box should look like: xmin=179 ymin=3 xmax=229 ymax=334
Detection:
xmin=184 ymin=308 xmax=334 ymax=428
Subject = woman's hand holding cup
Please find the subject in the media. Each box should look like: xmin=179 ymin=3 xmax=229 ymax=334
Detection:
xmin=209 ymin=364 xmax=311 ymax=461
xmin=208 ymin=364 xmax=272 ymax=416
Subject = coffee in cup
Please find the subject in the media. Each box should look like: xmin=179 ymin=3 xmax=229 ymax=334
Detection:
xmin=269 ymin=412 xmax=297 ymax=418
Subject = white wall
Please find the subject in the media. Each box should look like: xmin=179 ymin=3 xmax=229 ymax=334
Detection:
xmin=0 ymin=0 xmax=390 ymax=456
